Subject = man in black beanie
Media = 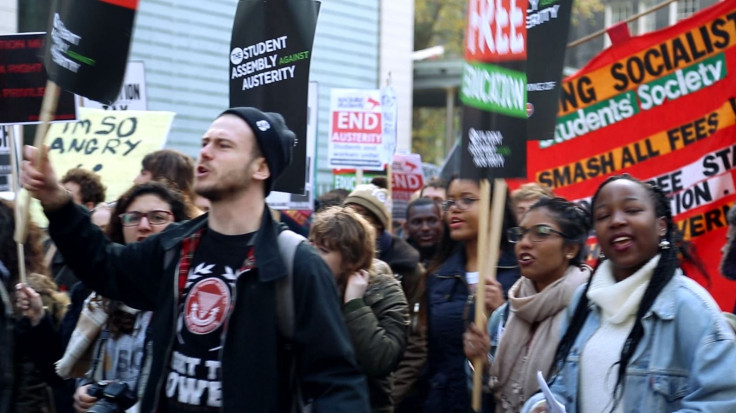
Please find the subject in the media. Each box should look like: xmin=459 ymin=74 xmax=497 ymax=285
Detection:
xmin=21 ymin=107 xmax=370 ymax=413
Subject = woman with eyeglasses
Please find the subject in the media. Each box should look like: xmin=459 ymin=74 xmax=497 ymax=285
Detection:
xmin=15 ymin=181 xmax=190 ymax=413
xmin=462 ymin=197 xmax=591 ymax=412
xmin=423 ymin=177 xmax=519 ymax=413
xmin=65 ymin=181 xmax=190 ymax=413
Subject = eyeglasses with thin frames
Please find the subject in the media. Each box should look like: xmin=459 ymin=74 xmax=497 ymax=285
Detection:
xmin=119 ymin=210 xmax=174 ymax=227
xmin=507 ymin=225 xmax=567 ymax=243
xmin=441 ymin=197 xmax=479 ymax=212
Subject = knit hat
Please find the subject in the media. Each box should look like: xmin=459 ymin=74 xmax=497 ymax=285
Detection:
xmin=219 ymin=107 xmax=295 ymax=195
xmin=344 ymin=184 xmax=391 ymax=229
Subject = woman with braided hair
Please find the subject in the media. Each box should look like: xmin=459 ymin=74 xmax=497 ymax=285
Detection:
xmin=463 ymin=197 xmax=592 ymax=413
xmin=523 ymin=174 xmax=736 ymax=413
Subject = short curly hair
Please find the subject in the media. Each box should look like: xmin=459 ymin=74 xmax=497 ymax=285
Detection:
xmin=61 ymin=168 xmax=106 ymax=205
xmin=141 ymin=150 xmax=195 ymax=198
xmin=511 ymin=182 xmax=554 ymax=204
xmin=309 ymin=206 xmax=375 ymax=276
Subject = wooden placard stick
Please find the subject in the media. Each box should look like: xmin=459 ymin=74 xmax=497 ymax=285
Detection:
xmin=8 ymin=125 xmax=28 ymax=285
xmin=472 ymin=178 xmax=508 ymax=411
xmin=387 ymin=161 xmax=393 ymax=233
xmin=13 ymin=81 xmax=61 ymax=284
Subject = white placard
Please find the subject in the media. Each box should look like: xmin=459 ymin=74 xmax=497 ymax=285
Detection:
xmin=82 ymin=61 xmax=147 ymax=111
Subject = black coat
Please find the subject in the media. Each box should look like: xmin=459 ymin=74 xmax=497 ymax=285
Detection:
xmin=0 ymin=281 xmax=12 ymax=413
xmin=425 ymin=248 xmax=519 ymax=413
xmin=47 ymin=201 xmax=370 ymax=412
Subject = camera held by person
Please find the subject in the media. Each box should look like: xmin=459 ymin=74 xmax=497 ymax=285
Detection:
xmin=85 ymin=380 xmax=137 ymax=413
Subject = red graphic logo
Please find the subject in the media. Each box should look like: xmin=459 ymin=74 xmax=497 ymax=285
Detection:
xmin=184 ymin=278 xmax=230 ymax=335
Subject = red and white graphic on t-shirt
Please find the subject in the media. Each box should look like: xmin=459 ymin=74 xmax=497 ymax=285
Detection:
xmin=184 ymin=278 xmax=231 ymax=335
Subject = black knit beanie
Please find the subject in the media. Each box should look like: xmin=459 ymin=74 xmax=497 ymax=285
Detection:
xmin=220 ymin=107 xmax=295 ymax=195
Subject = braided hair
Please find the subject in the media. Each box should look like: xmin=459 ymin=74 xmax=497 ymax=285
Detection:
xmin=551 ymin=174 xmax=706 ymax=412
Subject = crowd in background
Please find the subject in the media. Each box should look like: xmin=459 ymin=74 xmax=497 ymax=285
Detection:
xmin=3 ymin=115 xmax=736 ymax=413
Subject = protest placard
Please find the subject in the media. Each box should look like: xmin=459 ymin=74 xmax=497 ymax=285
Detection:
xmin=381 ymin=84 xmax=398 ymax=165
xmin=526 ymin=0 xmax=573 ymax=140
xmin=460 ymin=0 xmax=529 ymax=180
xmin=82 ymin=61 xmax=147 ymax=111
xmin=328 ymin=88 xmax=386 ymax=171
xmin=229 ymin=0 xmax=320 ymax=195
xmin=44 ymin=0 xmax=139 ymax=104
xmin=332 ymin=169 xmax=383 ymax=191
xmin=266 ymin=82 xmax=318 ymax=210
xmin=46 ymin=107 xmax=174 ymax=201
xmin=0 ymin=33 xmax=76 ymax=124
xmin=391 ymin=153 xmax=425 ymax=220
xmin=29 ymin=107 xmax=173 ymax=227
xmin=526 ymin=0 xmax=736 ymax=309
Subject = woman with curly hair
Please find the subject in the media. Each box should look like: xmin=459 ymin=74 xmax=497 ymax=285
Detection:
xmin=463 ymin=197 xmax=591 ymax=412
xmin=17 ymin=181 xmax=190 ymax=413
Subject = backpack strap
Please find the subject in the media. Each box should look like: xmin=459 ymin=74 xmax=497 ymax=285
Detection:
xmin=276 ymin=229 xmax=310 ymax=412
xmin=276 ymin=229 xmax=306 ymax=340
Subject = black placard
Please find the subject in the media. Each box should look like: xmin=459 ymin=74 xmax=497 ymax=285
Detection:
xmin=526 ymin=0 xmax=573 ymax=140
xmin=44 ymin=0 xmax=138 ymax=104
xmin=229 ymin=0 xmax=320 ymax=194
xmin=0 ymin=33 xmax=76 ymax=124
xmin=460 ymin=106 xmax=527 ymax=180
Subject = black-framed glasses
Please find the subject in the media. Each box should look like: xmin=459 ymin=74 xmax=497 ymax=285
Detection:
xmin=508 ymin=225 xmax=567 ymax=243
xmin=441 ymin=197 xmax=479 ymax=212
xmin=119 ymin=210 xmax=174 ymax=227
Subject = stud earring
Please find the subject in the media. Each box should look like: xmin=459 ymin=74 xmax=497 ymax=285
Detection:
xmin=599 ymin=251 xmax=605 ymax=259
xmin=659 ymin=239 xmax=671 ymax=250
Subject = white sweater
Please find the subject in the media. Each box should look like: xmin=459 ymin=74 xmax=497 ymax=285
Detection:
xmin=578 ymin=255 xmax=659 ymax=413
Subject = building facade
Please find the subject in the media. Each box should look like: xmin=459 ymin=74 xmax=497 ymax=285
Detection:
xmin=9 ymin=0 xmax=414 ymax=197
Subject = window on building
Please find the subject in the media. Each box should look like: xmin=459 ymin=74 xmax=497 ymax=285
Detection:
xmin=610 ymin=2 xmax=634 ymax=26
xmin=637 ymin=0 xmax=657 ymax=34
xmin=677 ymin=0 xmax=700 ymax=20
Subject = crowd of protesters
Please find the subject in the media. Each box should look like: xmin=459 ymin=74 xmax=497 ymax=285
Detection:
xmin=1 ymin=106 xmax=735 ymax=413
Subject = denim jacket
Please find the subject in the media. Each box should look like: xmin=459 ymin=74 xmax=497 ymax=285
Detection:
xmin=522 ymin=271 xmax=736 ymax=413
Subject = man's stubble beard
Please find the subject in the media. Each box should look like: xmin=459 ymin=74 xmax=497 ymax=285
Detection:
xmin=195 ymin=162 xmax=253 ymax=203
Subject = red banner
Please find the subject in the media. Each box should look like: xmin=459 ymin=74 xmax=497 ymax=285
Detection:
xmin=525 ymin=1 xmax=736 ymax=310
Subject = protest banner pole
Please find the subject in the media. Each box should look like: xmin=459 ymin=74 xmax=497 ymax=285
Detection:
xmin=8 ymin=125 xmax=28 ymax=284
xmin=355 ymin=168 xmax=363 ymax=187
xmin=387 ymin=162 xmax=393 ymax=233
xmin=567 ymin=0 xmax=677 ymax=48
xmin=471 ymin=178 xmax=491 ymax=412
xmin=14 ymin=80 xmax=61 ymax=249
xmin=471 ymin=178 xmax=507 ymax=411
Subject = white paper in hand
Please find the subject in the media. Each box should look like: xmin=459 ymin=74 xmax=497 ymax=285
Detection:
xmin=536 ymin=371 xmax=566 ymax=413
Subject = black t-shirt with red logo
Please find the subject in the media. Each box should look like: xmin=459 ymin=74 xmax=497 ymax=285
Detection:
xmin=164 ymin=229 xmax=254 ymax=412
